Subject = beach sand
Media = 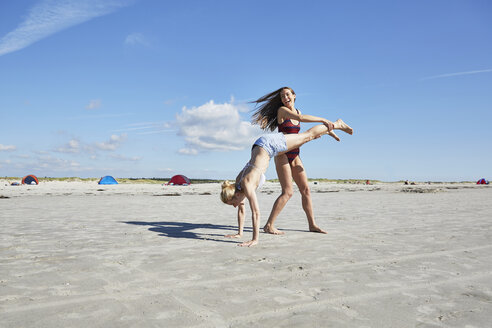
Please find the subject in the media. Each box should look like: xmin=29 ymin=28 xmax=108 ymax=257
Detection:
xmin=1 ymin=181 xmax=491 ymax=327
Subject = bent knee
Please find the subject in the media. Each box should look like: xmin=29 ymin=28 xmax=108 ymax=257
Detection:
xmin=281 ymin=189 xmax=294 ymax=199
xmin=299 ymin=186 xmax=311 ymax=197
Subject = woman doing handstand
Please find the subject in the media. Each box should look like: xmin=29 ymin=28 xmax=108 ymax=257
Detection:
xmin=220 ymin=119 xmax=353 ymax=247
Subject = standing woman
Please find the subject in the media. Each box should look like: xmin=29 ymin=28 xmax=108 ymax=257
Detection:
xmin=221 ymin=121 xmax=353 ymax=247
xmin=251 ymin=87 xmax=342 ymax=234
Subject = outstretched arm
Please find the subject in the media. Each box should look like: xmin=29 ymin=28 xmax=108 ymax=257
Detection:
xmin=239 ymin=187 xmax=260 ymax=247
xmin=278 ymin=106 xmax=334 ymax=131
xmin=278 ymin=106 xmax=340 ymax=141
xmin=225 ymin=203 xmax=245 ymax=238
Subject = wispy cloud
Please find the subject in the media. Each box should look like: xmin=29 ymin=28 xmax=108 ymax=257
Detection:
xmin=124 ymin=32 xmax=150 ymax=47
xmin=157 ymin=167 xmax=173 ymax=173
xmin=54 ymin=134 xmax=127 ymax=154
xmin=175 ymin=99 xmax=261 ymax=155
xmin=67 ymin=112 xmax=134 ymax=120
xmin=0 ymin=144 xmax=17 ymax=151
xmin=35 ymin=155 xmax=81 ymax=170
xmin=0 ymin=159 xmax=12 ymax=169
xmin=110 ymin=154 xmax=141 ymax=161
xmin=55 ymin=139 xmax=80 ymax=153
xmin=94 ymin=134 xmax=127 ymax=151
xmin=421 ymin=69 xmax=492 ymax=80
xmin=86 ymin=99 xmax=101 ymax=110
xmin=0 ymin=0 xmax=134 ymax=57
xmin=112 ymin=122 xmax=175 ymax=135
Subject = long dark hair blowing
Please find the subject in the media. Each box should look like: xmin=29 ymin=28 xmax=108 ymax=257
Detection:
xmin=251 ymin=87 xmax=295 ymax=131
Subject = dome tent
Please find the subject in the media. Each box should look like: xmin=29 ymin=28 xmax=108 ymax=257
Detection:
xmin=476 ymin=178 xmax=489 ymax=185
xmin=98 ymin=176 xmax=118 ymax=185
xmin=22 ymin=175 xmax=39 ymax=185
xmin=167 ymin=175 xmax=191 ymax=185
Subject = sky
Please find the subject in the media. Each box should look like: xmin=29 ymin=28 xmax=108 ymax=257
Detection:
xmin=0 ymin=0 xmax=491 ymax=181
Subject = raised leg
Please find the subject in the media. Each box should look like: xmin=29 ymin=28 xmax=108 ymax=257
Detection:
xmin=283 ymin=120 xmax=353 ymax=151
xmin=284 ymin=124 xmax=329 ymax=151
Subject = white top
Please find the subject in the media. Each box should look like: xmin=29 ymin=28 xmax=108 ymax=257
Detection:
xmin=236 ymin=162 xmax=266 ymax=191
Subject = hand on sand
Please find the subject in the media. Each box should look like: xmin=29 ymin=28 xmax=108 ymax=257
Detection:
xmin=263 ymin=226 xmax=285 ymax=235
xmin=239 ymin=240 xmax=258 ymax=247
xmin=225 ymin=233 xmax=242 ymax=238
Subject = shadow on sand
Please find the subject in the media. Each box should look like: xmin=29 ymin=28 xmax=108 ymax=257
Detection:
xmin=123 ymin=220 xmax=245 ymax=244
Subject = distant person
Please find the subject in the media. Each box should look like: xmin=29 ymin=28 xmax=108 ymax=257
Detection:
xmin=249 ymin=87 xmax=340 ymax=235
xmin=221 ymin=119 xmax=353 ymax=247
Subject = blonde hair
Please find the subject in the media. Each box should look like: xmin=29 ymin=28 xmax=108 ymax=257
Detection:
xmin=220 ymin=181 xmax=236 ymax=204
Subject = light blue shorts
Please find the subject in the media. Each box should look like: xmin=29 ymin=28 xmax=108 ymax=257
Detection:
xmin=253 ymin=133 xmax=287 ymax=158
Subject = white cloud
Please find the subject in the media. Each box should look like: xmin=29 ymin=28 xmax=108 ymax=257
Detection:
xmin=0 ymin=0 xmax=134 ymax=57
xmin=14 ymin=154 xmax=31 ymax=159
xmin=0 ymin=160 xmax=8 ymax=169
xmin=124 ymin=32 xmax=150 ymax=47
xmin=422 ymin=68 xmax=492 ymax=80
xmin=111 ymin=122 xmax=175 ymax=135
xmin=94 ymin=134 xmax=127 ymax=151
xmin=0 ymin=155 xmax=81 ymax=174
xmin=55 ymin=139 xmax=80 ymax=153
xmin=35 ymin=155 xmax=81 ymax=170
xmin=0 ymin=144 xmax=16 ymax=151
xmin=86 ymin=99 xmax=101 ymax=110
xmin=178 ymin=148 xmax=198 ymax=155
xmin=175 ymin=99 xmax=261 ymax=155
xmin=68 ymin=113 xmax=134 ymax=120
xmin=54 ymin=134 xmax=127 ymax=154
xmin=110 ymin=154 xmax=141 ymax=161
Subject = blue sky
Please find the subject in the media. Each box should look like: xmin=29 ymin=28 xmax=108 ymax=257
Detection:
xmin=1 ymin=0 xmax=491 ymax=181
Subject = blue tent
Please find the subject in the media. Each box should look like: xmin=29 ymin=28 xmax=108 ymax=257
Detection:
xmin=98 ymin=176 xmax=118 ymax=185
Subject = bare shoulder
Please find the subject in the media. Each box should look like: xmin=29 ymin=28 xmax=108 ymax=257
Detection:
xmin=278 ymin=106 xmax=298 ymax=118
xmin=277 ymin=106 xmax=290 ymax=115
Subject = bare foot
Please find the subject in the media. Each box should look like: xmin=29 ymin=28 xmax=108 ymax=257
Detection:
xmin=239 ymin=240 xmax=258 ymax=247
xmin=225 ymin=233 xmax=242 ymax=238
xmin=334 ymin=119 xmax=353 ymax=135
xmin=309 ymin=225 xmax=328 ymax=234
xmin=327 ymin=130 xmax=340 ymax=142
xmin=263 ymin=225 xmax=286 ymax=235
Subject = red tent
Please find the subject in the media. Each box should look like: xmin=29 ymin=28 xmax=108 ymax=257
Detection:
xmin=22 ymin=175 xmax=39 ymax=185
xmin=167 ymin=175 xmax=191 ymax=185
xmin=476 ymin=178 xmax=489 ymax=185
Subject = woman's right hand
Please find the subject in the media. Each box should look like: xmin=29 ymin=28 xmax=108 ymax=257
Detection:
xmin=323 ymin=119 xmax=334 ymax=131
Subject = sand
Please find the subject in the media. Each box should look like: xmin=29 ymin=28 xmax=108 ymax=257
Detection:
xmin=1 ymin=181 xmax=491 ymax=327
